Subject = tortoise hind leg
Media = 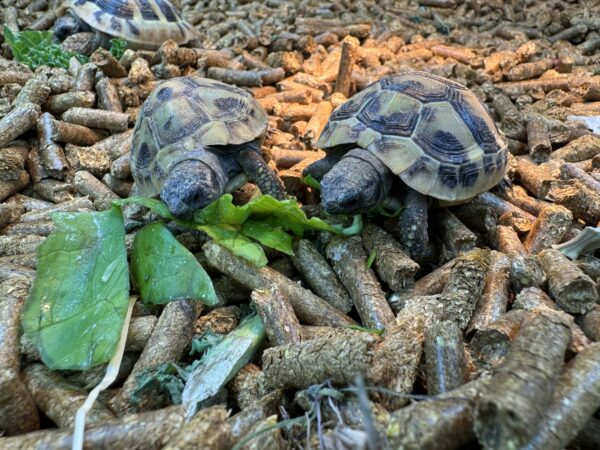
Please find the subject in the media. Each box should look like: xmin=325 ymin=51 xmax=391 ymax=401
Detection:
xmin=236 ymin=148 xmax=286 ymax=200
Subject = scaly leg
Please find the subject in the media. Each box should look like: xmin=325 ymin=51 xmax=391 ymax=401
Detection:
xmin=237 ymin=148 xmax=286 ymax=200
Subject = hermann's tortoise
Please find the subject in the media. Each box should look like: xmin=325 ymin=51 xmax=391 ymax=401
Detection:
xmin=305 ymin=71 xmax=508 ymax=215
xmin=53 ymin=0 xmax=196 ymax=50
xmin=131 ymin=76 xmax=286 ymax=217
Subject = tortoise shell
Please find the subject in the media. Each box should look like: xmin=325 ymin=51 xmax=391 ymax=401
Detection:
xmin=60 ymin=0 xmax=196 ymax=49
xmin=317 ymin=71 xmax=508 ymax=203
xmin=131 ymin=76 xmax=268 ymax=198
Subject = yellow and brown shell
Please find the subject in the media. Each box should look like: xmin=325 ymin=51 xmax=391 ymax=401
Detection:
xmin=131 ymin=76 xmax=268 ymax=198
xmin=60 ymin=0 xmax=196 ymax=49
xmin=317 ymin=71 xmax=508 ymax=203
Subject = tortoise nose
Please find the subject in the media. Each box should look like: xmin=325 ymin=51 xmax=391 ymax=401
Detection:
xmin=322 ymin=190 xmax=361 ymax=215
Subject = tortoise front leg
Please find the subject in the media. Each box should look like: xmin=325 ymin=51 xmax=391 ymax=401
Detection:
xmin=237 ymin=148 xmax=286 ymax=200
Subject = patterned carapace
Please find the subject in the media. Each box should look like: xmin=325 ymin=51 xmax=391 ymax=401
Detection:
xmin=317 ymin=71 xmax=508 ymax=203
xmin=131 ymin=76 xmax=269 ymax=198
xmin=58 ymin=0 xmax=195 ymax=49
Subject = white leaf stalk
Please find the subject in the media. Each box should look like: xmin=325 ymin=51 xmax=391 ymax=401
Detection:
xmin=553 ymin=226 xmax=600 ymax=259
xmin=71 ymin=296 xmax=136 ymax=450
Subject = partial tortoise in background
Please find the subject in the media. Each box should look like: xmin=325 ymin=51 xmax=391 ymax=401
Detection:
xmin=130 ymin=76 xmax=286 ymax=217
xmin=53 ymin=0 xmax=196 ymax=50
xmin=304 ymin=71 xmax=508 ymax=215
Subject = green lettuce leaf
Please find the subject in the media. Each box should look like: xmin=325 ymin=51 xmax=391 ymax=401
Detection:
xmin=182 ymin=313 xmax=265 ymax=417
xmin=198 ymin=223 xmax=268 ymax=267
xmin=194 ymin=194 xmax=250 ymax=226
xmin=109 ymin=38 xmax=127 ymax=59
xmin=131 ymin=222 xmax=218 ymax=306
xmin=303 ymin=174 xmax=321 ymax=190
xmin=3 ymin=26 xmax=88 ymax=70
xmin=21 ymin=206 xmax=130 ymax=370
xmin=116 ymin=194 xmax=342 ymax=267
xmin=241 ymin=219 xmax=293 ymax=255
xmin=115 ymin=197 xmax=178 ymax=222
xmin=241 ymin=195 xmax=339 ymax=235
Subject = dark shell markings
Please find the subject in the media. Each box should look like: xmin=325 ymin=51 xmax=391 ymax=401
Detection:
xmin=316 ymin=71 xmax=508 ymax=202
xmin=61 ymin=0 xmax=196 ymax=49
xmin=131 ymin=76 xmax=269 ymax=198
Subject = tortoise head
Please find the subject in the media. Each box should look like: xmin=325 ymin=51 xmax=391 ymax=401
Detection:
xmin=53 ymin=12 xmax=88 ymax=41
xmin=160 ymin=159 xmax=225 ymax=217
xmin=320 ymin=149 xmax=393 ymax=215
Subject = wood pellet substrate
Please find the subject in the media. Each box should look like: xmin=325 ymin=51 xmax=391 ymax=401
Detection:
xmin=2 ymin=0 xmax=600 ymax=448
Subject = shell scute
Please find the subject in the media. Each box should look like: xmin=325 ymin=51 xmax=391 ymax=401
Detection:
xmin=412 ymin=102 xmax=476 ymax=165
xmin=381 ymin=74 xmax=449 ymax=102
xmin=357 ymin=92 xmax=422 ymax=137
xmin=401 ymin=155 xmax=439 ymax=195
xmin=94 ymin=0 xmax=134 ymax=19
xmin=437 ymin=165 xmax=458 ymax=189
xmin=152 ymin=96 xmax=206 ymax=147
xmin=458 ymin=161 xmax=480 ymax=187
xmin=449 ymin=94 xmax=505 ymax=154
xmin=156 ymin=0 xmax=178 ymax=21
xmin=367 ymin=136 xmax=421 ymax=174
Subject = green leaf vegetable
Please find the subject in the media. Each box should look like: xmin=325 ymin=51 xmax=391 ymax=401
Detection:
xmin=182 ymin=313 xmax=266 ymax=417
xmin=21 ymin=206 xmax=130 ymax=370
xmin=131 ymin=222 xmax=218 ymax=306
xmin=345 ymin=324 xmax=385 ymax=336
xmin=365 ymin=249 xmax=377 ymax=269
xmin=302 ymin=174 xmax=321 ymax=190
xmin=190 ymin=330 xmax=224 ymax=356
xmin=131 ymin=359 xmax=201 ymax=406
xmin=22 ymin=193 xmax=351 ymax=371
xmin=3 ymin=26 xmax=88 ymax=70
xmin=109 ymin=38 xmax=127 ymax=59
xmin=118 ymin=194 xmax=345 ymax=267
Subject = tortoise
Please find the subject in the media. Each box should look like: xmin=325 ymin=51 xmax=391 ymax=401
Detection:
xmin=305 ymin=71 xmax=508 ymax=215
xmin=53 ymin=0 xmax=196 ymax=50
xmin=130 ymin=76 xmax=286 ymax=217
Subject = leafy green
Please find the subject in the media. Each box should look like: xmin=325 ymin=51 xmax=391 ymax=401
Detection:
xmin=131 ymin=222 xmax=218 ymax=306
xmin=3 ymin=26 xmax=88 ymax=70
xmin=372 ymin=205 xmax=403 ymax=218
xmin=193 ymin=194 xmax=250 ymax=226
xmin=341 ymin=214 xmax=364 ymax=236
xmin=303 ymin=174 xmax=321 ymax=190
xmin=345 ymin=324 xmax=385 ymax=336
xmin=109 ymin=38 xmax=127 ymax=59
xmin=21 ymin=206 xmax=130 ymax=370
xmin=239 ymin=195 xmax=339 ymax=235
xmin=241 ymin=219 xmax=293 ymax=255
xmin=118 ymin=194 xmax=344 ymax=267
xmin=366 ymin=249 xmax=376 ymax=269
xmin=199 ymin=224 xmax=268 ymax=267
xmin=182 ymin=313 xmax=266 ymax=417
xmin=190 ymin=330 xmax=224 ymax=356
xmin=131 ymin=359 xmax=201 ymax=406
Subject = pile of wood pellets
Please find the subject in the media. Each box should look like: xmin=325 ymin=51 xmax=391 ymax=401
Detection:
xmin=2 ymin=0 xmax=600 ymax=448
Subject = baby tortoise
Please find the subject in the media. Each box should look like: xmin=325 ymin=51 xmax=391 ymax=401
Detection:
xmin=131 ymin=76 xmax=286 ymax=217
xmin=53 ymin=0 xmax=196 ymax=50
xmin=305 ymin=71 xmax=508 ymax=215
